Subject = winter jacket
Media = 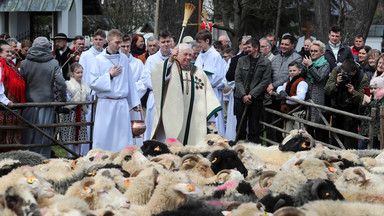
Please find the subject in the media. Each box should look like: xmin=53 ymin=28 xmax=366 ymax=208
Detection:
xmin=324 ymin=43 xmax=354 ymax=71
xmin=271 ymin=50 xmax=302 ymax=88
xmin=20 ymin=46 xmax=67 ymax=103
xmin=235 ymin=54 xmax=271 ymax=100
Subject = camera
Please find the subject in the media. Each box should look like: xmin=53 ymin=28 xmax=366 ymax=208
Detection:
xmin=340 ymin=73 xmax=351 ymax=86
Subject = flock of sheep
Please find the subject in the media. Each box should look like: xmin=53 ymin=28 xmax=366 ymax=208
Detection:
xmin=1 ymin=129 xmax=384 ymax=216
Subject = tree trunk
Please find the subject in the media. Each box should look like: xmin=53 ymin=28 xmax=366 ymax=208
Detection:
xmin=314 ymin=0 xmax=331 ymax=43
xmin=275 ymin=0 xmax=282 ymax=38
xmin=158 ymin=0 xmax=200 ymax=42
xmin=342 ymin=0 xmax=379 ymax=45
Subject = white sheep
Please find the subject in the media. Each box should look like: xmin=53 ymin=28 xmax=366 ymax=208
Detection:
xmin=335 ymin=166 xmax=384 ymax=193
xmin=129 ymin=171 xmax=203 ymax=216
xmin=65 ymin=175 xmax=130 ymax=210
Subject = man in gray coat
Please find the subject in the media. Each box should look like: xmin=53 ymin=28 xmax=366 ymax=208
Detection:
xmin=20 ymin=37 xmax=66 ymax=158
xmin=266 ymin=34 xmax=302 ymax=143
xmin=235 ymin=38 xmax=271 ymax=143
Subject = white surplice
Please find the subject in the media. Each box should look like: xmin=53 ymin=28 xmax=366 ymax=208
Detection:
xmin=127 ymin=54 xmax=146 ymax=147
xmin=78 ymin=46 xmax=103 ymax=155
xmin=194 ymin=46 xmax=226 ymax=136
xmin=90 ymin=50 xmax=140 ymax=152
xmin=141 ymin=49 xmax=172 ymax=141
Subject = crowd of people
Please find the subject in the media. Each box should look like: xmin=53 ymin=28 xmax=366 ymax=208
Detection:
xmin=1 ymin=25 xmax=384 ymax=158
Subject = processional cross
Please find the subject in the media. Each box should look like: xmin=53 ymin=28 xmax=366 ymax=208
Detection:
xmin=301 ymin=21 xmax=315 ymax=39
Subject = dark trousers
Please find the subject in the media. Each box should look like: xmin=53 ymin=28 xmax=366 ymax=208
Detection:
xmin=262 ymin=96 xmax=284 ymax=144
xmin=234 ymin=98 xmax=263 ymax=143
xmin=331 ymin=114 xmax=358 ymax=149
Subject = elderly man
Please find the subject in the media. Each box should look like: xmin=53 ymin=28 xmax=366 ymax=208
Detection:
xmin=151 ymin=43 xmax=221 ymax=145
xmin=20 ymin=37 xmax=66 ymax=158
xmin=138 ymin=36 xmax=159 ymax=64
xmin=218 ymin=35 xmax=230 ymax=49
xmin=6 ymin=38 xmax=18 ymax=65
xmin=259 ymin=37 xmax=274 ymax=61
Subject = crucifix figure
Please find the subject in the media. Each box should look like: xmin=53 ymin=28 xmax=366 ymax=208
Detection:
xmin=301 ymin=21 xmax=315 ymax=39
xmin=183 ymin=72 xmax=192 ymax=95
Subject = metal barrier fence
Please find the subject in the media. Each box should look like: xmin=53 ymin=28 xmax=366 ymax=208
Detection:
xmin=0 ymin=100 xmax=96 ymax=158
xmin=260 ymin=92 xmax=383 ymax=150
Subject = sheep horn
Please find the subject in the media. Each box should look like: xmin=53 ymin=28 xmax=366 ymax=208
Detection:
xmin=87 ymin=164 xmax=103 ymax=174
xmin=311 ymin=178 xmax=327 ymax=199
xmin=259 ymin=170 xmax=277 ymax=188
xmin=273 ymin=206 xmax=305 ymax=216
xmin=294 ymin=159 xmax=304 ymax=166
xmin=234 ymin=145 xmax=245 ymax=154
xmin=353 ymin=168 xmax=369 ymax=186
xmin=217 ymin=169 xmax=231 ymax=176
xmin=225 ymin=202 xmax=242 ymax=211
xmin=299 ymin=130 xmax=315 ymax=148
xmin=179 ymin=154 xmax=200 ymax=167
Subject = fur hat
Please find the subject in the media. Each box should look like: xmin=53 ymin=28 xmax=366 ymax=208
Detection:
xmin=51 ymin=33 xmax=73 ymax=42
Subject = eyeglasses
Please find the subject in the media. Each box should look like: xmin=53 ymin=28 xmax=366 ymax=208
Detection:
xmin=310 ymin=50 xmax=319 ymax=53
xmin=120 ymin=45 xmax=130 ymax=48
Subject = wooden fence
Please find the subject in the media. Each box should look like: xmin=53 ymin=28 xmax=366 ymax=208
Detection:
xmin=260 ymin=93 xmax=384 ymax=150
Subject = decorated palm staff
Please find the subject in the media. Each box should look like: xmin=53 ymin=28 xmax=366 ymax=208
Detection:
xmin=177 ymin=3 xmax=196 ymax=45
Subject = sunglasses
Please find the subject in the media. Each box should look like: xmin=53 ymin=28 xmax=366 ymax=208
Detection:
xmin=310 ymin=50 xmax=320 ymax=53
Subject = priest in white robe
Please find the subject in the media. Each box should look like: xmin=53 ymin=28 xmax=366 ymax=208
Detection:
xmin=89 ymin=29 xmax=140 ymax=152
xmin=194 ymin=30 xmax=226 ymax=137
xmin=78 ymin=29 xmax=106 ymax=155
xmin=151 ymin=43 xmax=222 ymax=145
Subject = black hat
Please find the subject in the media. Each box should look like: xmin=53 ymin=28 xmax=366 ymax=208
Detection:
xmin=51 ymin=33 xmax=73 ymax=42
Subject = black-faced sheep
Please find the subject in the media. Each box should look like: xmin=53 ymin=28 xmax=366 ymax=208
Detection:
xmin=279 ymin=129 xmax=315 ymax=152
xmin=209 ymin=149 xmax=248 ymax=178
xmin=141 ymin=140 xmax=171 ymax=157
xmin=0 ymin=185 xmax=42 ymax=216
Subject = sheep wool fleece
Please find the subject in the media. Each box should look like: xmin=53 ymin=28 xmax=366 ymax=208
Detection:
xmin=151 ymin=59 xmax=222 ymax=145
xmin=90 ymin=49 xmax=140 ymax=152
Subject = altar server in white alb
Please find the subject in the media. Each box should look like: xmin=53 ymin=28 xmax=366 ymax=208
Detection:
xmin=78 ymin=29 xmax=106 ymax=155
xmin=151 ymin=43 xmax=222 ymax=145
xmin=194 ymin=29 xmax=227 ymax=136
xmin=120 ymin=35 xmax=146 ymax=146
xmin=90 ymin=29 xmax=140 ymax=152
xmin=141 ymin=30 xmax=173 ymax=140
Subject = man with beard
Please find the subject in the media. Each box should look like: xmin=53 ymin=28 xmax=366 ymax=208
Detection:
xmin=51 ymin=33 xmax=74 ymax=80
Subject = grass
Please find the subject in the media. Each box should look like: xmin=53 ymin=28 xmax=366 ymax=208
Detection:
xmin=51 ymin=145 xmax=68 ymax=158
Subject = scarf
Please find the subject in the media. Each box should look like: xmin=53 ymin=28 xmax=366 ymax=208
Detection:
xmin=0 ymin=58 xmax=25 ymax=103
xmin=306 ymin=55 xmax=327 ymax=83
xmin=131 ymin=47 xmax=146 ymax=58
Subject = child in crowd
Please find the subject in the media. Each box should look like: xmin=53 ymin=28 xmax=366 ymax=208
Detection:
xmin=359 ymin=76 xmax=384 ymax=149
xmin=276 ymin=61 xmax=308 ymax=133
xmin=60 ymin=63 xmax=90 ymax=157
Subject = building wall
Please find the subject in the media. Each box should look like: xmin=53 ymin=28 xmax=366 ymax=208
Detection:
xmin=366 ymin=37 xmax=383 ymax=52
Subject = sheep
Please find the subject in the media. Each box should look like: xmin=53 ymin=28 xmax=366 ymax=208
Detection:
xmin=179 ymin=154 xmax=216 ymax=185
xmin=124 ymin=167 xmax=161 ymax=205
xmin=208 ymin=149 xmax=248 ymax=178
xmin=236 ymin=142 xmax=295 ymax=168
xmin=152 ymin=198 xmax=224 ymax=216
xmin=0 ymin=150 xmax=46 ymax=167
xmin=0 ymin=166 xmax=55 ymax=201
xmin=194 ymin=134 xmax=230 ymax=151
xmin=297 ymin=200 xmax=384 ymax=216
xmin=141 ymin=140 xmax=171 ymax=157
xmin=233 ymin=144 xmax=266 ymax=171
xmin=0 ymin=185 xmax=42 ymax=216
xmin=95 ymin=167 xmax=130 ymax=193
xmin=33 ymin=158 xmax=79 ymax=181
xmin=209 ymin=180 xmax=258 ymax=203
xmin=0 ymin=158 xmax=24 ymax=177
xmin=40 ymin=197 xmax=96 ymax=216
xmin=129 ymin=171 xmax=204 ymax=216
xmin=339 ymin=188 xmax=384 ymax=204
xmin=266 ymin=166 xmax=307 ymax=196
xmin=150 ymin=154 xmax=181 ymax=171
xmin=65 ymin=175 xmax=130 ymax=210
xmin=223 ymin=202 xmax=271 ymax=216
xmin=279 ymin=129 xmax=315 ymax=152
xmin=335 ymin=166 xmax=384 ymax=193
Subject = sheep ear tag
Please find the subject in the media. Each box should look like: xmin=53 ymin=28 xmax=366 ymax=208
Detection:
xmin=124 ymin=178 xmax=131 ymax=187
xmin=81 ymin=186 xmax=93 ymax=198
xmin=328 ymin=166 xmax=336 ymax=173
xmin=173 ymin=183 xmax=202 ymax=195
xmin=27 ymin=176 xmax=35 ymax=184
xmin=301 ymin=141 xmax=309 ymax=148
xmin=212 ymin=157 xmax=218 ymax=163
xmin=154 ymin=146 xmax=160 ymax=151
